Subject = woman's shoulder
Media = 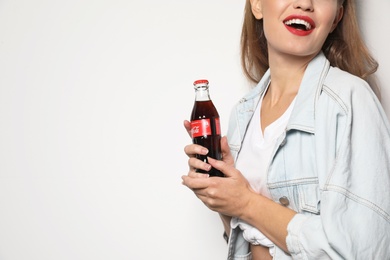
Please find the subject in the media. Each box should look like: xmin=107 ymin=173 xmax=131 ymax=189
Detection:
xmin=323 ymin=66 xmax=376 ymax=100
xmin=318 ymin=66 xmax=387 ymax=124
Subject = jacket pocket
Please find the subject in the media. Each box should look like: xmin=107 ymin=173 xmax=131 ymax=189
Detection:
xmin=295 ymin=183 xmax=321 ymax=215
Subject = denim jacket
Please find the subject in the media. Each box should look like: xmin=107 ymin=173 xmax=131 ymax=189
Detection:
xmin=226 ymin=52 xmax=390 ymax=259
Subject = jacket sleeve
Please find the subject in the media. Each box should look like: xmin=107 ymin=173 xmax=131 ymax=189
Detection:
xmin=286 ymin=80 xmax=390 ymax=259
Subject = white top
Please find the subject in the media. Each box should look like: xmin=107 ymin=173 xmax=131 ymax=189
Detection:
xmin=232 ymin=86 xmax=296 ymax=254
xmin=236 ymin=88 xmax=296 ymax=197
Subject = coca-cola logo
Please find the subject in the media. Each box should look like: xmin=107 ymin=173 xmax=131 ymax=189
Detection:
xmin=190 ymin=119 xmax=211 ymax=138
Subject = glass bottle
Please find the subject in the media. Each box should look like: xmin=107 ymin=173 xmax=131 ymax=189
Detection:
xmin=190 ymin=79 xmax=224 ymax=177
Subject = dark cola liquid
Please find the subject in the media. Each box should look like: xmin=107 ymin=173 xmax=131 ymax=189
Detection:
xmin=190 ymin=100 xmax=224 ymax=177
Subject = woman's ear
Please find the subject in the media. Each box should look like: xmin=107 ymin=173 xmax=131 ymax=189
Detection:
xmin=250 ymin=0 xmax=263 ymax=20
xmin=330 ymin=5 xmax=344 ymax=32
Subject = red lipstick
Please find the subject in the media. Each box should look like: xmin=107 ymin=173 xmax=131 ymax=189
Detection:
xmin=283 ymin=15 xmax=315 ymax=36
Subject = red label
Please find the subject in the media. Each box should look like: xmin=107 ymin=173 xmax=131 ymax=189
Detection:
xmin=191 ymin=119 xmax=211 ymax=138
xmin=190 ymin=118 xmax=221 ymax=138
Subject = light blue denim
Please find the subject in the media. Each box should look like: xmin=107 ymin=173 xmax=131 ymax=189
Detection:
xmin=226 ymin=52 xmax=390 ymax=259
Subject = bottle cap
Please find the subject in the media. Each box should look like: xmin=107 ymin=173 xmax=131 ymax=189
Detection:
xmin=193 ymin=79 xmax=209 ymax=86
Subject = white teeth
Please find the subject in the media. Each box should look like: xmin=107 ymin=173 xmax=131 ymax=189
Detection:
xmin=284 ymin=19 xmax=312 ymax=30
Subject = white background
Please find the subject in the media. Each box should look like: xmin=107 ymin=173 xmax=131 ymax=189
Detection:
xmin=0 ymin=1 xmax=388 ymax=259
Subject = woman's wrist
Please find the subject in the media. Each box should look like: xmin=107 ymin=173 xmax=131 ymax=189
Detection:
xmin=240 ymin=193 xmax=296 ymax=252
xmin=238 ymin=190 xmax=265 ymax=221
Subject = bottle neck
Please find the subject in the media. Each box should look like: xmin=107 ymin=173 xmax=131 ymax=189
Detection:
xmin=195 ymin=87 xmax=211 ymax=101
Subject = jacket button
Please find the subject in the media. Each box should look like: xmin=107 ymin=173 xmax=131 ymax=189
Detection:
xmin=279 ymin=196 xmax=290 ymax=207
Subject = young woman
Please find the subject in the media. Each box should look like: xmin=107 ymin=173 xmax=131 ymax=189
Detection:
xmin=182 ymin=0 xmax=390 ymax=259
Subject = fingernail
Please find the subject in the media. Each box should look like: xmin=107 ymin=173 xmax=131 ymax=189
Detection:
xmin=205 ymin=164 xmax=211 ymax=171
xmin=202 ymin=148 xmax=209 ymax=154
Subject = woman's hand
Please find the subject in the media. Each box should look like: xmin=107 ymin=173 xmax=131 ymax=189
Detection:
xmin=183 ymin=120 xmax=236 ymax=173
xmin=183 ymin=120 xmax=234 ymax=236
xmin=182 ymin=120 xmax=256 ymax=218
xmin=182 ymin=121 xmax=296 ymax=253
xmin=182 ymin=155 xmax=255 ymax=218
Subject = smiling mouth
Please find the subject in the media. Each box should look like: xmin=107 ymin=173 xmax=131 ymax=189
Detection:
xmin=284 ymin=19 xmax=313 ymax=31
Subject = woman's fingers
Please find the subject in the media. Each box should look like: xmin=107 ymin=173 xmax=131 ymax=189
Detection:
xmin=207 ymin=157 xmax=236 ymax=178
xmin=184 ymin=144 xmax=208 ymax=158
xmin=182 ymin=174 xmax=209 ymax=189
xmin=184 ymin=143 xmax=211 ymax=172
xmin=187 ymin=157 xmax=211 ymax=172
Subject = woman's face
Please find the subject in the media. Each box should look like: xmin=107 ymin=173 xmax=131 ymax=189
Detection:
xmin=251 ymin=0 xmax=343 ymax=59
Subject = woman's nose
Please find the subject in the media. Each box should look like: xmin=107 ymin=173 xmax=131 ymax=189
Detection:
xmin=293 ymin=0 xmax=314 ymax=12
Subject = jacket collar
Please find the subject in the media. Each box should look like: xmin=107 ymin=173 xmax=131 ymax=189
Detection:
xmin=288 ymin=52 xmax=330 ymax=133
xmin=236 ymin=52 xmax=330 ymax=135
xmin=240 ymin=70 xmax=271 ymax=103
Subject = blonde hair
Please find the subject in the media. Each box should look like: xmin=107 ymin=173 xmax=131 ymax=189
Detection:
xmin=240 ymin=0 xmax=380 ymax=96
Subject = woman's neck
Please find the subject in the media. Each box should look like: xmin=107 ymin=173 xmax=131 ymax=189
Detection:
xmin=267 ymin=51 xmax=316 ymax=102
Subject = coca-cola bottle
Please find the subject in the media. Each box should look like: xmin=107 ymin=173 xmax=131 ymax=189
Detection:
xmin=190 ymin=79 xmax=224 ymax=177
